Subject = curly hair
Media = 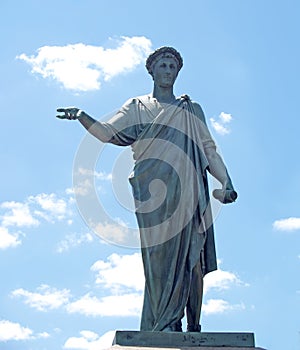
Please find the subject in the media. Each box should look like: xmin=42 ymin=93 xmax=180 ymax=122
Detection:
xmin=145 ymin=47 xmax=183 ymax=76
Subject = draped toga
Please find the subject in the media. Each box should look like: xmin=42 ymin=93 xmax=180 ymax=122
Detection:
xmin=98 ymin=94 xmax=218 ymax=331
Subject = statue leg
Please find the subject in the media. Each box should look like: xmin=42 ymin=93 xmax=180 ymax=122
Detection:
xmin=186 ymin=260 xmax=203 ymax=332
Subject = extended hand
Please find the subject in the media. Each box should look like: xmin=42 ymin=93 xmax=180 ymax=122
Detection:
xmin=56 ymin=107 xmax=83 ymax=120
xmin=213 ymin=189 xmax=237 ymax=204
xmin=212 ymin=181 xmax=238 ymax=204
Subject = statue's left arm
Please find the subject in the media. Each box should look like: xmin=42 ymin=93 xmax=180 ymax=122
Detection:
xmin=204 ymin=147 xmax=237 ymax=204
xmin=192 ymin=102 xmax=237 ymax=204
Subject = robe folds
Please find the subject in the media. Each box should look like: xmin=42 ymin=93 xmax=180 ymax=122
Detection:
xmin=101 ymin=94 xmax=218 ymax=331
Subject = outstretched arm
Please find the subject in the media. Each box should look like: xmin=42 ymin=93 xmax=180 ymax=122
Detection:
xmin=56 ymin=107 xmax=116 ymax=143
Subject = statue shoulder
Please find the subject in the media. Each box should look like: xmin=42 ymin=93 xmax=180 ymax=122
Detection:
xmin=181 ymin=96 xmax=206 ymax=124
xmin=122 ymin=94 xmax=150 ymax=107
xmin=191 ymin=101 xmax=205 ymax=115
xmin=123 ymin=96 xmax=139 ymax=105
xmin=134 ymin=94 xmax=150 ymax=103
xmin=180 ymin=95 xmax=202 ymax=109
xmin=121 ymin=95 xmax=147 ymax=110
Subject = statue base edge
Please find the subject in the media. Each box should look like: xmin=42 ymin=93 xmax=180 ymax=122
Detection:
xmin=112 ymin=330 xmax=264 ymax=348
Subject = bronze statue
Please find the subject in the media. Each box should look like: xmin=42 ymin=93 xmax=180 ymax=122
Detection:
xmin=57 ymin=47 xmax=237 ymax=332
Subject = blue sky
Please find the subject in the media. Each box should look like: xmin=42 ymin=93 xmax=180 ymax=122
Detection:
xmin=1 ymin=0 xmax=300 ymax=349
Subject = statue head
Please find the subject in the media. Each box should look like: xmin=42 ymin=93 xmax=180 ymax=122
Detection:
xmin=146 ymin=47 xmax=183 ymax=77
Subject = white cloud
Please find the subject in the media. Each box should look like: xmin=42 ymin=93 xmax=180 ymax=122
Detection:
xmin=11 ymin=284 xmax=71 ymax=311
xmin=0 ymin=320 xmax=33 ymax=341
xmin=65 ymin=253 xmax=144 ymax=317
xmin=210 ymin=119 xmax=229 ymax=135
xmin=69 ymin=169 xmax=112 ymax=197
xmin=0 ymin=320 xmax=49 ymax=342
xmin=10 ymin=254 xmax=144 ymax=318
xmin=1 ymin=192 xmax=71 ymax=228
xmin=37 ymin=331 xmax=50 ymax=338
xmin=1 ymin=201 xmax=39 ymax=227
xmin=202 ymin=299 xmax=245 ymax=315
xmin=0 ymin=226 xmax=21 ymax=249
xmin=93 ymin=222 xmax=132 ymax=245
xmin=219 ymin=112 xmax=232 ymax=124
xmin=66 ymin=292 xmax=142 ymax=317
xmin=64 ymin=330 xmax=115 ymax=350
xmin=71 ymin=179 xmax=93 ymax=196
xmin=210 ymin=112 xmax=233 ymax=135
xmin=18 ymin=36 xmax=152 ymax=91
xmin=202 ymin=266 xmax=247 ymax=315
xmin=0 ymin=191 xmax=74 ymax=248
xmin=204 ymin=268 xmax=245 ymax=294
xmin=273 ymin=217 xmax=300 ymax=231
xmin=78 ymin=168 xmax=112 ymax=181
xmin=56 ymin=232 xmax=94 ymax=253
xmin=91 ymin=253 xmax=144 ymax=292
xmin=30 ymin=193 xmax=68 ymax=221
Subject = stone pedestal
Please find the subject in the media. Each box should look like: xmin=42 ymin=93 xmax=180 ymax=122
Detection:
xmin=111 ymin=331 xmax=266 ymax=349
xmin=111 ymin=347 xmax=265 ymax=350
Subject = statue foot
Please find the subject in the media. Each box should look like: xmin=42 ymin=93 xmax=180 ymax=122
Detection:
xmin=187 ymin=324 xmax=201 ymax=332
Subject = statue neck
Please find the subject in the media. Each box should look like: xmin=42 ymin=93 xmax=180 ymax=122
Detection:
xmin=152 ymin=85 xmax=176 ymax=104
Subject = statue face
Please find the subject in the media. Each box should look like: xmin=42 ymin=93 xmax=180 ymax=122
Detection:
xmin=152 ymin=57 xmax=178 ymax=88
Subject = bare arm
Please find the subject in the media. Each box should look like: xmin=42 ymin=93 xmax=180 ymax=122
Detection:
xmin=205 ymin=147 xmax=237 ymax=203
xmin=205 ymin=148 xmax=229 ymax=187
xmin=191 ymin=102 xmax=237 ymax=204
xmin=56 ymin=107 xmax=115 ymax=143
